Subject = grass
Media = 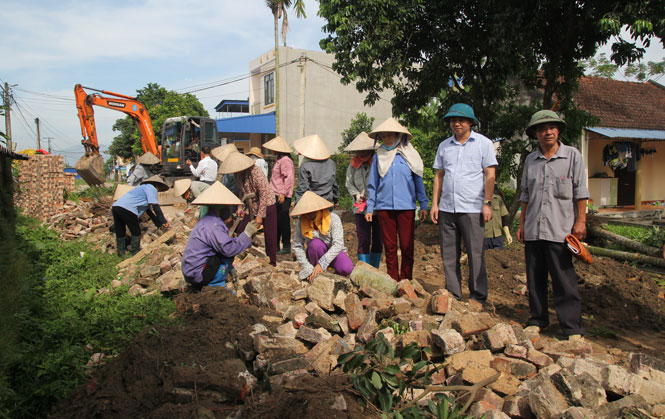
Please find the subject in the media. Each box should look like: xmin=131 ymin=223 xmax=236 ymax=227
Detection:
xmin=1 ymin=215 xmax=176 ymax=418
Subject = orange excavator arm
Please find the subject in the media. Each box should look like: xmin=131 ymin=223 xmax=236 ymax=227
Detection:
xmin=74 ymin=84 xmax=159 ymax=157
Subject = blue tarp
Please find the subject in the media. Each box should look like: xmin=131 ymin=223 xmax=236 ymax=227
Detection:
xmin=587 ymin=127 xmax=665 ymax=140
xmin=64 ymin=167 xmax=81 ymax=179
xmin=216 ymin=112 xmax=276 ymax=135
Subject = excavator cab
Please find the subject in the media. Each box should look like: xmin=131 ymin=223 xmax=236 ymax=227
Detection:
xmin=161 ymin=116 xmax=220 ymax=176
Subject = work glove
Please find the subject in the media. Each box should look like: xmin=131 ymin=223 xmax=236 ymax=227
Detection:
xmin=503 ymin=226 xmax=513 ymax=245
xmin=244 ymin=220 xmax=259 ymax=238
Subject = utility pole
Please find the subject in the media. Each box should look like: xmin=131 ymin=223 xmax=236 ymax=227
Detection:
xmin=44 ymin=137 xmax=54 ymax=153
xmin=35 ymin=118 xmax=41 ymax=149
xmin=3 ymin=82 xmax=12 ymax=151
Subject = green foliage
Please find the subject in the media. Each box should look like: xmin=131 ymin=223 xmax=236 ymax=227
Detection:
xmin=603 ymin=224 xmax=665 ymax=249
xmin=587 ymin=326 xmax=619 ymax=339
xmin=338 ymin=334 xmax=467 ymax=418
xmin=379 ymin=319 xmax=408 ymax=335
xmin=63 ymin=184 xmax=116 ymax=203
xmin=330 ymin=152 xmax=351 ymax=208
xmin=339 ymin=112 xmax=375 ymax=151
xmin=107 ymin=83 xmax=208 ymax=160
xmin=318 ymin=0 xmax=662 ymax=226
xmin=2 ymin=215 xmax=175 ymax=417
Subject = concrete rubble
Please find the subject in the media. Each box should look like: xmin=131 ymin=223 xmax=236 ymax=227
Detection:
xmin=45 ymin=197 xmax=665 ymax=418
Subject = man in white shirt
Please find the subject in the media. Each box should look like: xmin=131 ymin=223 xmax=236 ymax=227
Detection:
xmin=186 ymin=146 xmax=218 ymax=184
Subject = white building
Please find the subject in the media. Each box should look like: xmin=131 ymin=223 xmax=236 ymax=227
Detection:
xmin=216 ymin=47 xmax=394 ymax=153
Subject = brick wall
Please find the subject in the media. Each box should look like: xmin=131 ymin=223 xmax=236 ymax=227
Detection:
xmin=15 ymin=155 xmax=77 ymax=222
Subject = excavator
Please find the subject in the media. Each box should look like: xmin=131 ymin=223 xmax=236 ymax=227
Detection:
xmin=74 ymin=84 xmax=220 ymax=185
xmin=74 ymin=84 xmax=159 ymax=185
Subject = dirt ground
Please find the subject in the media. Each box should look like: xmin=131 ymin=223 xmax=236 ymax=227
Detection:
xmin=50 ymin=215 xmax=665 ymax=418
xmin=344 ymin=218 xmax=665 ymax=356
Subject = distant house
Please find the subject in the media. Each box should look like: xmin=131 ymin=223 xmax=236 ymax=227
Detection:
xmin=214 ymin=47 xmax=394 ymax=154
xmin=574 ymin=76 xmax=665 ymax=209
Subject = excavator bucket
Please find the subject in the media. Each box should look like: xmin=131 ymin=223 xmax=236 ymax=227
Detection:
xmin=75 ymin=154 xmax=105 ymax=186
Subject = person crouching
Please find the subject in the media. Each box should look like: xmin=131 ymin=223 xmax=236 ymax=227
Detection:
xmin=111 ymin=175 xmax=170 ymax=256
xmin=182 ymin=181 xmax=259 ymax=292
xmin=292 ymin=191 xmax=354 ymax=282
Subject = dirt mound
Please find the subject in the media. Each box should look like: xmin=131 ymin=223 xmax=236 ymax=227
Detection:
xmin=50 ymin=288 xmax=368 ymax=418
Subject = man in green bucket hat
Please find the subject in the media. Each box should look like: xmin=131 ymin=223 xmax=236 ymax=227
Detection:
xmin=430 ymin=103 xmax=497 ymax=310
xmin=518 ymin=109 xmax=589 ymax=340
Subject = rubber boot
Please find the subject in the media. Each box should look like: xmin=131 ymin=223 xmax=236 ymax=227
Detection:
xmin=358 ymin=254 xmax=370 ymax=264
xmin=116 ymin=237 xmax=126 ymax=257
xmin=369 ymin=252 xmax=382 ymax=268
xmin=278 ymin=246 xmax=291 ymax=255
xmin=129 ymin=236 xmax=141 ymax=255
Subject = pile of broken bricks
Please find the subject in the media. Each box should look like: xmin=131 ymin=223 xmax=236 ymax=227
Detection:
xmin=225 ymin=258 xmax=665 ymax=418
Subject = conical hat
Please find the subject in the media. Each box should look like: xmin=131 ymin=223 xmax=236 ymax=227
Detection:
xmin=344 ymin=131 xmax=377 ymax=152
xmin=263 ymin=136 xmax=292 ymax=154
xmin=368 ymin=117 xmax=413 ymax=141
xmin=219 ymin=151 xmax=255 ymax=174
xmin=192 ymin=181 xmax=242 ymax=206
xmin=137 ymin=151 xmax=160 ymax=165
xmin=141 ymin=175 xmax=169 ymax=192
xmin=293 ymin=134 xmax=331 ymax=160
xmin=211 ymin=143 xmax=238 ymax=162
xmin=290 ymin=191 xmax=334 ymax=216
xmin=246 ymin=147 xmax=264 ymax=159
xmin=113 ymin=184 xmax=135 ymax=201
xmin=173 ymin=178 xmax=192 ymax=197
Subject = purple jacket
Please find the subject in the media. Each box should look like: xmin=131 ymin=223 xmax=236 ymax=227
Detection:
xmin=182 ymin=213 xmax=251 ymax=284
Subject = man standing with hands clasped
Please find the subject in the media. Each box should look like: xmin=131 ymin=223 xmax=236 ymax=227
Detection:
xmin=430 ymin=103 xmax=497 ymax=310
xmin=518 ymin=110 xmax=588 ymax=340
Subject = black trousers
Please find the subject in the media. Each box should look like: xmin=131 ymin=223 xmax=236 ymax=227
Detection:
xmin=275 ymin=196 xmax=292 ymax=249
xmin=525 ymin=240 xmax=584 ymax=336
xmin=112 ymin=206 xmax=141 ymax=238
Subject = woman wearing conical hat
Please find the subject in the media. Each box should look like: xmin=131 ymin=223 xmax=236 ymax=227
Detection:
xmin=263 ymin=136 xmax=295 ymax=255
xmin=293 ymin=134 xmax=339 ymax=204
xmin=173 ymin=178 xmax=212 ymax=218
xmin=292 ymin=191 xmax=354 ymax=281
xmin=212 ymin=143 xmax=241 ymax=197
xmin=365 ymin=117 xmax=429 ymax=281
xmin=246 ymin=146 xmax=269 ymax=178
xmin=112 ymin=175 xmax=170 ymax=256
xmin=344 ymin=132 xmax=382 ymax=268
xmin=182 ymin=182 xmax=260 ymax=292
xmin=127 ymin=151 xmax=159 ymax=186
xmin=220 ymin=151 xmax=278 ymax=266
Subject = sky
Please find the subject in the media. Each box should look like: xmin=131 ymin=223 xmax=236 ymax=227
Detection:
xmin=0 ymin=0 xmax=326 ymax=165
xmin=1 ymin=1 xmax=664 ymax=166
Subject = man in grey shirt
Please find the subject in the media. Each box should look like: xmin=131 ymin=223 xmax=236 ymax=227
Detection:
xmin=517 ymin=110 xmax=588 ymax=339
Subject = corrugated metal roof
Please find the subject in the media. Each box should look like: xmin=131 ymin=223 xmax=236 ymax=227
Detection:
xmin=586 ymin=127 xmax=665 ymax=140
xmin=216 ymin=112 xmax=275 ymax=134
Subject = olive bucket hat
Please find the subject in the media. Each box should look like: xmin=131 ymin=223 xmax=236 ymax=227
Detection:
xmin=526 ymin=110 xmax=566 ymax=138
xmin=442 ymin=103 xmax=479 ymax=125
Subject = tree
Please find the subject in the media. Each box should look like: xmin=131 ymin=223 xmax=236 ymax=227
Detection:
xmin=338 ymin=112 xmax=375 ymax=151
xmin=583 ymin=52 xmax=665 ymax=81
xmin=265 ymin=0 xmax=306 ymax=136
xmin=319 ymin=0 xmax=663 ymax=223
xmin=107 ymin=83 xmax=208 ymax=160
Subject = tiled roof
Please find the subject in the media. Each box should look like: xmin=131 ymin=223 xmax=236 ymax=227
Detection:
xmin=574 ymin=76 xmax=665 ymax=130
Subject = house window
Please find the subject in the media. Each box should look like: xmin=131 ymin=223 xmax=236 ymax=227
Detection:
xmin=264 ymin=72 xmax=275 ymax=105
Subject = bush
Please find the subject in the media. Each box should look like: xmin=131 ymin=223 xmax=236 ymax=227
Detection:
xmin=2 ymin=216 xmax=175 ymax=418
xmin=330 ymin=153 xmax=352 ymax=210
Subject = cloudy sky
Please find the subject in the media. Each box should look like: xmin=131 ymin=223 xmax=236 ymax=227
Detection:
xmin=1 ymin=1 xmax=663 ymax=165
xmin=1 ymin=0 xmax=326 ymax=164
